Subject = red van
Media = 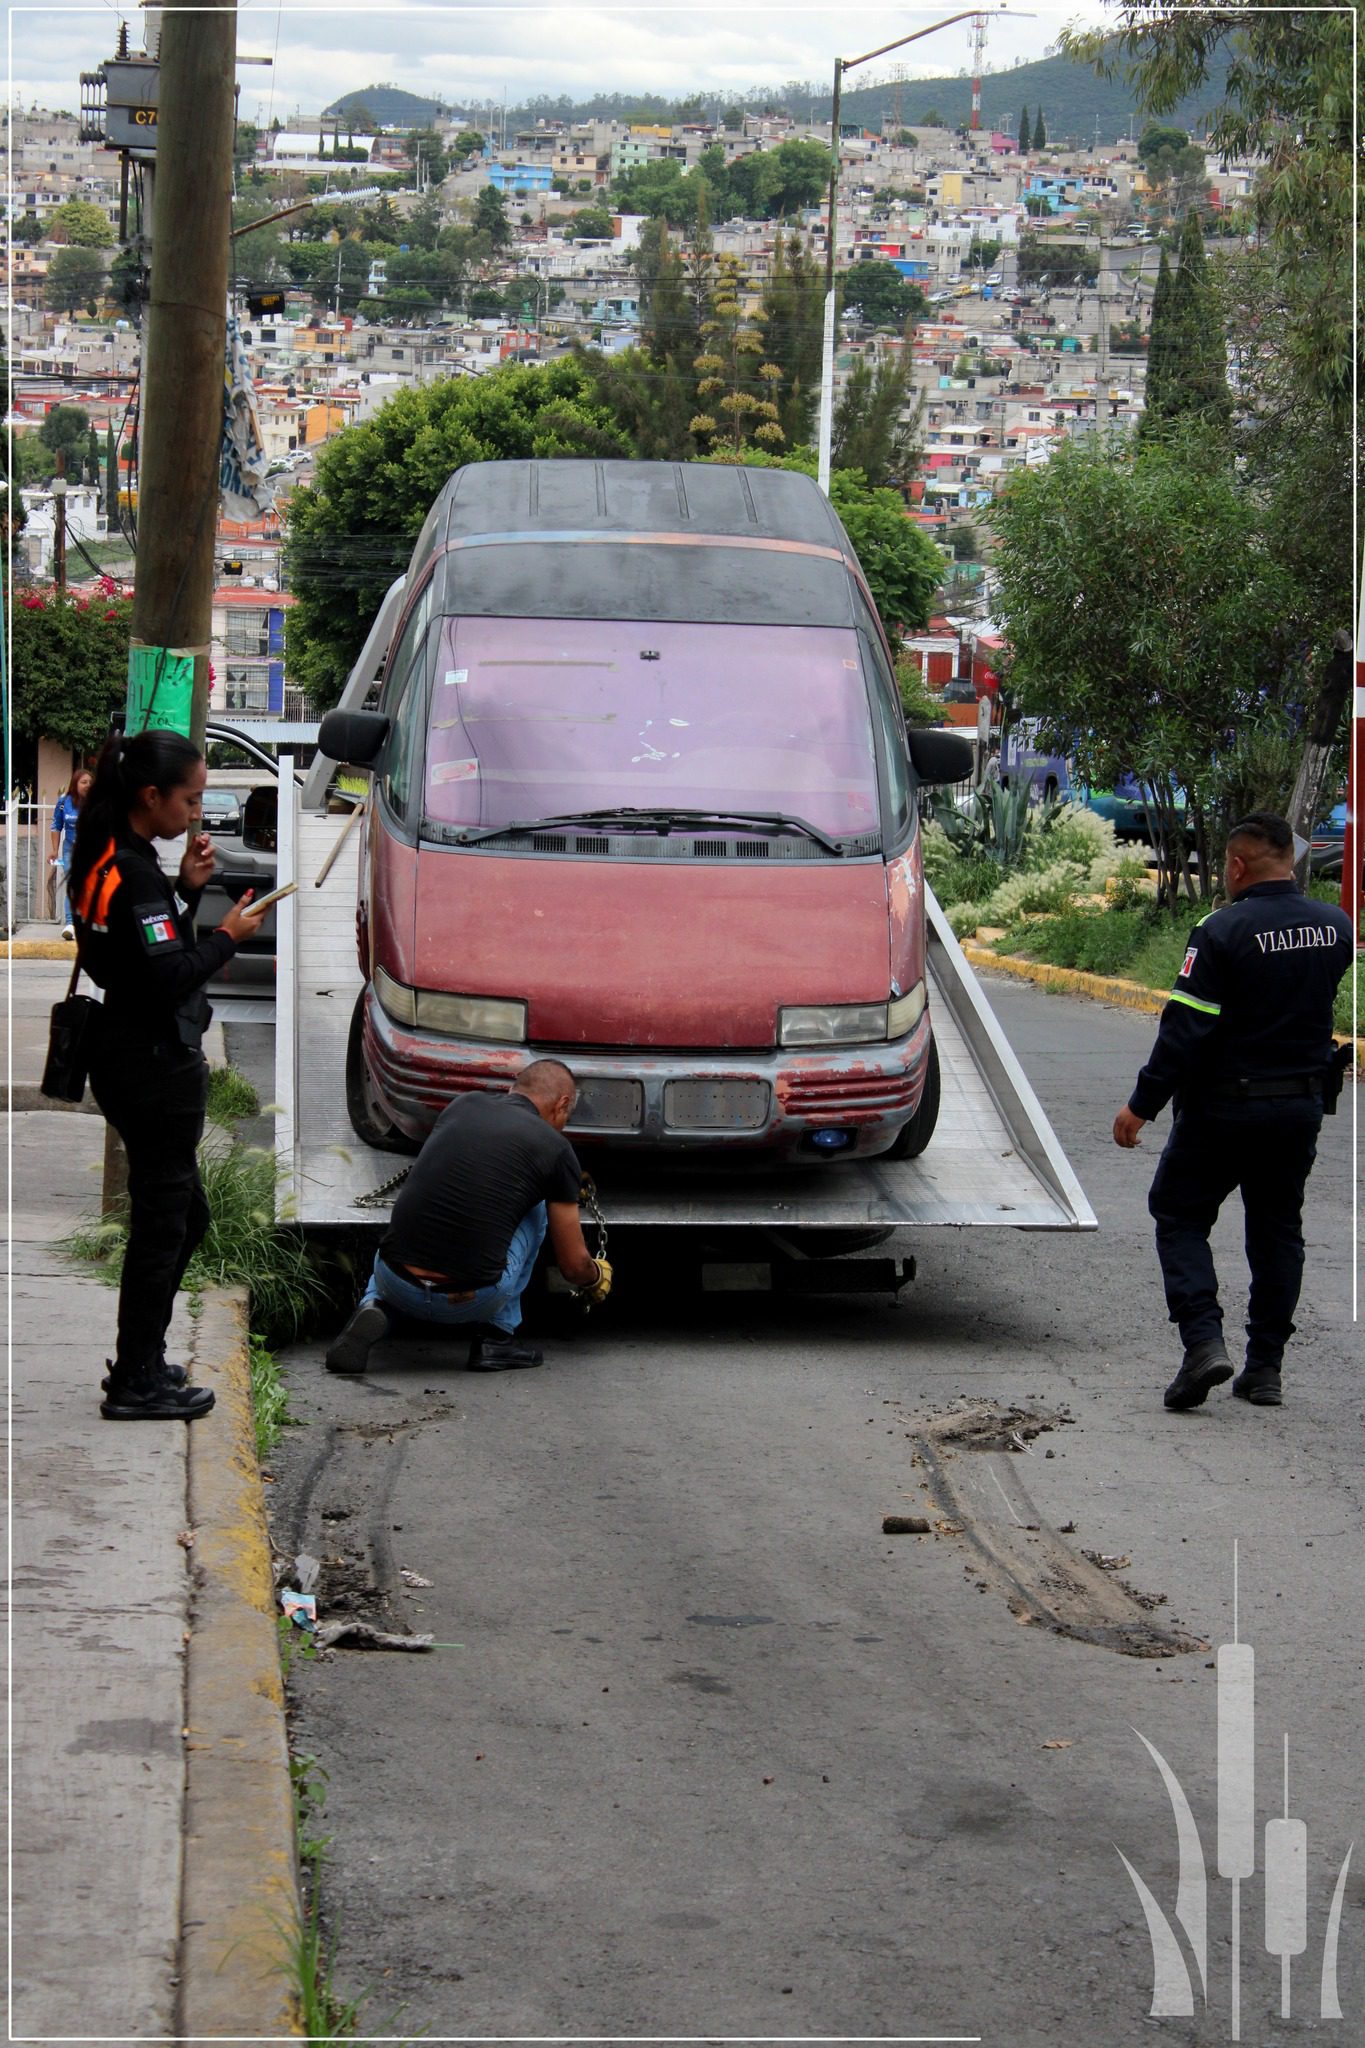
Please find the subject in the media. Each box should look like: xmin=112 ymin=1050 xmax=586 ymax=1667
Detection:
xmin=319 ymin=461 xmax=971 ymax=1164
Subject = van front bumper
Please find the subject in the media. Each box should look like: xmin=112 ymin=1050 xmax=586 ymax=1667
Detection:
xmin=361 ymin=991 xmax=934 ymax=1161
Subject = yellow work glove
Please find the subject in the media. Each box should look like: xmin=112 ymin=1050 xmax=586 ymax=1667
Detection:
xmin=576 ymin=1257 xmax=613 ymax=1307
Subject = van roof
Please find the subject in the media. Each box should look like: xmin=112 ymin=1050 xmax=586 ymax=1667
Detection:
xmin=437 ymin=460 xmax=854 ymax=557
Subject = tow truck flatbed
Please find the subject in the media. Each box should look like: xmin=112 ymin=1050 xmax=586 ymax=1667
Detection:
xmin=276 ymin=797 xmax=1095 ymax=1234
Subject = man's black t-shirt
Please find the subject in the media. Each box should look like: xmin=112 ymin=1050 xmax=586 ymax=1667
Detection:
xmin=381 ymin=1091 xmax=582 ymax=1287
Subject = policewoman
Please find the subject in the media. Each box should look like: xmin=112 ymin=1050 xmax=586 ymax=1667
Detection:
xmin=71 ymin=729 xmax=268 ymax=1420
xmin=1113 ymin=811 xmax=1353 ymax=1412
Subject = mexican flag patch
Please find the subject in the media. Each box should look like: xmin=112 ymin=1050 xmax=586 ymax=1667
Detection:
xmin=139 ymin=911 xmax=178 ymax=948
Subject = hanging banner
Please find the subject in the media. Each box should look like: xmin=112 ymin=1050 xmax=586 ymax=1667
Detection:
xmin=220 ymin=309 xmax=276 ymax=522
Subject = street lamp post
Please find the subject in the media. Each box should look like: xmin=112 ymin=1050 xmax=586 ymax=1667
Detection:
xmin=818 ymin=7 xmax=1029 ymax=494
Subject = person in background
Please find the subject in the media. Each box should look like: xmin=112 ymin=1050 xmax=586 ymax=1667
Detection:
xmin=50 ymin=767 xmax=91 ymax=940
xmin=71 ymin=728 xmax=269 ymax=1421
xmin=1113 ymin=812 xmax=1353 ymax=1412
xmin=326 ymin=1059 xmax=612 ymax=1376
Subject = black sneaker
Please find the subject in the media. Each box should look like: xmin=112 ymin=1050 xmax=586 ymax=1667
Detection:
xmin=1164 ymin=1338 xmax=1234 ymax=1411
xmin=101 ymin=1376 xmax=215 ymax=1422
xmin=325 ymin=1302 xmax=391 ymax=1375
xmin=101 ymin=1356 xmax=188 ymax=1395
xmin=1232 ymin=1365 xmax=1283 ymax=1406
xmin=467 ymin=1330 xmax=544 ymax=1372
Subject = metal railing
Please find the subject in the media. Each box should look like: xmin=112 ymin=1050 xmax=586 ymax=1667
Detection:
xmin=2 ymin=801 xmax=67 ymax=934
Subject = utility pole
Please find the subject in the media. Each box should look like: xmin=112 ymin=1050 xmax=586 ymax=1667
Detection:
xmin=51 ymin=453 xmax=68 ymax=593
xmin=127 ymin=0 xmax=237 ymax=752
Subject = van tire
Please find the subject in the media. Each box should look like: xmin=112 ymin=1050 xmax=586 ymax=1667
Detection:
xmin=346 ymin=990 xmax=420 ymax=1154
xmin=887 ymin=1036 xmax=941 ymax=1160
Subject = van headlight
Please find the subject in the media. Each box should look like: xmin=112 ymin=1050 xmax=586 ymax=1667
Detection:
xmin=373 ymin=967 xmax=527 ymax=1043
xmin=778 ymin=981 xmax=926 ymax=1047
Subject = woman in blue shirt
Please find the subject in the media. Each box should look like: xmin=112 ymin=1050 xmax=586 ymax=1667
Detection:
xmin=49 ymin=767 xmax=91 ymax=939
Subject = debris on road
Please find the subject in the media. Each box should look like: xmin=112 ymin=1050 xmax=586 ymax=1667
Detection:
xmin=315 ymin=1620 xmax=434 ymax=1653
xmin=280 ymin=1588 xmax=317 ymax=1630
xmin=882 ymin=1514 xmax=931 ymax=1534
xmin=400 ymin=1568 xmax=433 ymax=1588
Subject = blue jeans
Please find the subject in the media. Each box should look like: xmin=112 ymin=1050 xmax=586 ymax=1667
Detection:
xmin=361 ymin=1202 xmax=547 ymax=1337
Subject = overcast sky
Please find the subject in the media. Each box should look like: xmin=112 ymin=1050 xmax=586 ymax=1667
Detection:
xmin=10 ymin=3 xmax=1113 ymax=125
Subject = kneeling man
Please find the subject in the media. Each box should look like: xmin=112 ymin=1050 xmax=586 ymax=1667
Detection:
xmin=326 ymin=1059 xmax=609 ymax=1375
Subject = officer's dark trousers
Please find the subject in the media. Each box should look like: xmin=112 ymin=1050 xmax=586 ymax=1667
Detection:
xmin=1147 ymin=1100 xmax=1322 ymax=1367
xmin=90 ymin=1050 xmax=210 ymax=1382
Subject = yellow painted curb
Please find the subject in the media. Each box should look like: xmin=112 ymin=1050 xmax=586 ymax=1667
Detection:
xmin=180 ymin=1289 xmax=302 ymax=2038
xmin=1 ymin=939 xmax=77 ymax=959
xmin=962 ymin=943 xmax=1365 ymax=1070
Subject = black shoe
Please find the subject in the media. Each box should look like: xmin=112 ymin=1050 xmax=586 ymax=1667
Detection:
xmin=325 ymin=1302 xmax=390 ymax=1374
xmin=101 ymin=1356 xmax=188 ymax=1395
xmin=1164 ymin=1338 xmax=1234 ymax=1411
xmin=100 ymin=1375 xmax=215 ymax=1421
xmin=467 ymin=1330 xmax=544 ymax=1372
xmin=1232 ymin=1365 xmax=1283 ymax=1406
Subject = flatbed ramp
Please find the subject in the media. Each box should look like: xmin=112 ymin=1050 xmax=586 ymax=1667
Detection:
xmin=276 ymin=799 xmax=1095 ymax=1233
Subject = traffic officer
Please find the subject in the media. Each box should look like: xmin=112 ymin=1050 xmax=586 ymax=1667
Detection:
xmin=71 ymin=727 xmax=269 ymax=1419
xmin=325 ymin=1059 xmax=612 ymax=1375
xmin=1113 ymin=811 xmax=1353 ymax=1412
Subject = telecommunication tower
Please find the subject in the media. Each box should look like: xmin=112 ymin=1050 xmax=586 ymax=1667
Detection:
xmin=970 ymin=13 xmax=988 ymax=131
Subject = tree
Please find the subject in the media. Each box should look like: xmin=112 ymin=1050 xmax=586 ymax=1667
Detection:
xmin=564 ymin=206 xmax=616 ymax=241
xmin=472 ymin=184 xmax=511 ymax=250
xmin=11 ymin=212 xmax=44 ymax=245
xmin=758 ymin=231 xmax=823 ymax=445
xmin=1018 ymin=107 xmax=1030 ymax=153
xmin=832 ymin=351 xmax=921 ymax=487
xmin=38 ymin=405 xmax=91 ymax=464
xmin=689 ymin=255 xmax=785 ymax=455
xmin=451 ymin=129 xmax=484 ymax=160
xmin=405 ymin=193 xmax=444 ymax=252
xmin=1031 ymin=108 xmax=1046 ymax=149
xmin=1142 ymin=206 xmax=1230 ymax=437
xmin=920 ymin=107 xmax=946 ymax=127
xmin=840 ymin=261 xmax=926 ymax=331
xmin=10 ymin=584 xmax=133 ymax=752
xmin=44 ymin=246 xmax=107 ymax=315
xmin=283 ymin=361 xmax=633 ymax=705
xmin=407 ymin=126 xmax=450 ymax=185
xmin=46 ymin=199 xmax=114 ymax=248
xmin=990 ymin=430 xmax=1307 ymax=900
xmin=1135 ymin=122 xmax=1208 ymax=219
xmin=720 ymin=106 xmax=744 ymax=131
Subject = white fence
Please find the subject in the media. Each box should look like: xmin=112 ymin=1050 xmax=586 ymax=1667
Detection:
xmin=2 ymin=802 xmax=66 ymax=933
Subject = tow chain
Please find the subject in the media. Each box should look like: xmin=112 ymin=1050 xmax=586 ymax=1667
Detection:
xmin=353 ymin=1165 xmax=412 ymax=1210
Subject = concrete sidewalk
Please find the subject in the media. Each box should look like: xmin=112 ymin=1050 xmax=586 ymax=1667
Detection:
xmin=7 ymin=955 xmax=300 ymax=2039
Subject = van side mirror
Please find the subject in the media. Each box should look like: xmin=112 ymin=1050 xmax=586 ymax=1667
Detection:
xmin=907 ymin=727 xmax=975 ymax=785
xmin=241 ymin=786 xmax=277 ymax=853
xmin=318 ymin=709 xmax=390 ymax=766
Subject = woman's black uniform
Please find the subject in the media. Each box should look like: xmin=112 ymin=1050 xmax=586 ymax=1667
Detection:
xmin=74 ymin=825 xmax=237 ymax=1389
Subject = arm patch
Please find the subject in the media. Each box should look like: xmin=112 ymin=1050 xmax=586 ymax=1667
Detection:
xmin=132 ymin=902 xmax=184 ymax=954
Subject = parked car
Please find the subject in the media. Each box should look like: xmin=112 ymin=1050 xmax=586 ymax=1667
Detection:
xmin=1309 ymin=803 xmax=1347 ymax=878
xmin=320 ymin=460 xmax=974 ymax=1165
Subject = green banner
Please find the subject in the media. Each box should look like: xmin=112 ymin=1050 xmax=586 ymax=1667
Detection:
xmin=127 ymin=644 xmax=195 ymax=737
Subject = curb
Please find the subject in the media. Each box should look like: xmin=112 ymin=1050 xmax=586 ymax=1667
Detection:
xmin=180 ymin=1288 xmax=302 ymax=2038
xmin=961 ymin=943 xmax=1365 ymax=1069
xmin=1 ymin=938 xmax=77 ymax=959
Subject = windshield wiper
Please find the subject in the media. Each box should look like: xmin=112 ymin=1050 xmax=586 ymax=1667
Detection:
xmin=453 ymin=806 xmax=848 ymax=856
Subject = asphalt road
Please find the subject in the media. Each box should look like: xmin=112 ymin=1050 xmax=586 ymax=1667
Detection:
xmin=233 ymin=979 xmax=1363 ymax=2046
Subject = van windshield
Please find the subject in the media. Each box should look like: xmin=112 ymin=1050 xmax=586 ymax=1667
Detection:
xmin=421 ymin=617 xmax=882 ymax=843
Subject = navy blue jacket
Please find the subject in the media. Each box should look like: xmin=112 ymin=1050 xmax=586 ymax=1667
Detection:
xmin=1129 ymin=880 xmax=1353 ymax=1121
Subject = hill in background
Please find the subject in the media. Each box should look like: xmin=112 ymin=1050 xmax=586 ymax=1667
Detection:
xmin=322 ymin=84 xmax=451 ymax=127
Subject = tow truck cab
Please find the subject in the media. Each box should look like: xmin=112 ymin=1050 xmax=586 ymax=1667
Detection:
xmin=320 ymin=460 xmax=972 ymax=1163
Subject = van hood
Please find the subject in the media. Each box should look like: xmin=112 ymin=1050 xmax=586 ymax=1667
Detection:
xmin=409 ymin=851 xmax=892 ymax=1048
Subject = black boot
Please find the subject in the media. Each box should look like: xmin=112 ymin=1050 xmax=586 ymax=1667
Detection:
xmin=101 ymin=1355 xmax=188 ymax=1396
xmin=101 ymin=1372 xmax=215 ymax=1422
xmin=325 ymin=1301 xmax=391 ymax=1375
xmin=467 ymin=1328 xmax=544 ymax=1372
xmin=1232 ymin=1364 xmax=1283 ymax=1406
xmin=1163 ymin=1336 xmax=1234 ymax=1411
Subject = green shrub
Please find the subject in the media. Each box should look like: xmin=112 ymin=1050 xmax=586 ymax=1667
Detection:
xmin=205 ymin=1063 xmax=261 ymax=1129
xmin=64 ymin=1142 xmax=330 ymax=1346
xmin=947 ymin=900 xmax=989 ymax=938
xmin=1333 ymin=957 xmax=1359 ymax=1039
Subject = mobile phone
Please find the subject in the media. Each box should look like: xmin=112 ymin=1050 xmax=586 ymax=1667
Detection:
xmin=243 ymin=879 xmax=298 ymax=914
